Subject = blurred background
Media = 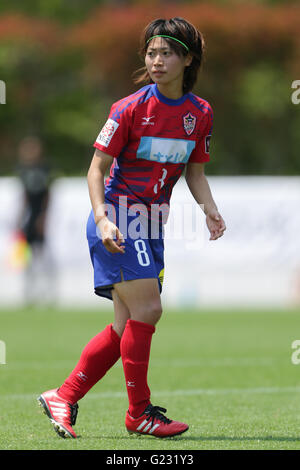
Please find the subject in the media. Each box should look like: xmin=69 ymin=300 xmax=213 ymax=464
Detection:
xmin=0 ymin=0 xmax=300 ymax=310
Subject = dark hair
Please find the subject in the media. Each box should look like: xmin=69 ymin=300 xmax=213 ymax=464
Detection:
xmin=133 ymin=17 xmax=205 ymax=94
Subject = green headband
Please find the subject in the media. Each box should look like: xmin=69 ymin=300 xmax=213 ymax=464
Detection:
xmin=146 ymin=35 xmax=189 ymax=52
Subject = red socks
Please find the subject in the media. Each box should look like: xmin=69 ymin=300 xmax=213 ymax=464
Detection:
xmin=58 ymin=319 xmax=155 ymax=420
xmin=58 ymin=324 xmax=121 ymax=404
xmin=120 ymin=319 xmax=155 ymax=418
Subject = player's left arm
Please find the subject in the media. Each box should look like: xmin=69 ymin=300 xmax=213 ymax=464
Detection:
xmin=185 ymin=162 xmax=226 ymax=241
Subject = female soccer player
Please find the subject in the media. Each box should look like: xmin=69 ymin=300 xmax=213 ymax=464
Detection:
xmin=38 ymin=17 xmax=226 ymax=439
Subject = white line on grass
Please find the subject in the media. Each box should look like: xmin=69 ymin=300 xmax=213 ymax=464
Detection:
xmin=3 ymin=386 xmax=300 ymax=401
xmin=89 ymin=386 xmax=300 ymax=398
xmin=3 ymin=357 xmax=279 ymax=370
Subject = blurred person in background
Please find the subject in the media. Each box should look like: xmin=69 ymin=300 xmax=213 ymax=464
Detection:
xmin=15 ymin=136 xmax=54 ymax=306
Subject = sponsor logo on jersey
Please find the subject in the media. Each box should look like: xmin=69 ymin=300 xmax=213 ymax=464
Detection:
xmin=142 ymin=116 xmax=155 ymax=125
xmin=96 ymin=118 xmax=119 ymax=147
xmin=183 ymin=112 xmax=196 ymax=136
xmin=137 ymin=137 xmax=195 ymax=164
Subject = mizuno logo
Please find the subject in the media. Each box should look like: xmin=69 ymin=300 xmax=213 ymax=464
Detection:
xmin=77 ymin=371 xmax=88 ymax=381
xmin=142 ymin=116 xmax=155 ymax=125
xmin=136 ymin=419 xmax=160 ymax=434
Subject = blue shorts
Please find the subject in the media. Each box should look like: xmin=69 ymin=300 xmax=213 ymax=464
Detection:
xmin=86 ymin=203 xmax=164 ymax=301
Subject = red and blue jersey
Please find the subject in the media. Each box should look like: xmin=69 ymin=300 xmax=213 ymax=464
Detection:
xmin=94 ymin=84 xmax=213 ymax=218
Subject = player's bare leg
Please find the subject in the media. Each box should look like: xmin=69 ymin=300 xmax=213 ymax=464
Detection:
xmin=112 ymin=289 xmax=130 ymax=337
xmin=113 ymin=277 xmax=162 ymax=326
xmin=113 ymin=277 xmax=189 ymax=438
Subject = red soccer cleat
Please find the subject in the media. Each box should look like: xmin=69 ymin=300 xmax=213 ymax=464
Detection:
xmin=125 ymin=404 xmax=189 ymax=438
xmin=37 ymin=389 xmax=79 ymax=439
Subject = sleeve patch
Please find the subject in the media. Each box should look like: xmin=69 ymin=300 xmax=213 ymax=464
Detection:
xmin=96 ymin=119 xmax=119 ymax=148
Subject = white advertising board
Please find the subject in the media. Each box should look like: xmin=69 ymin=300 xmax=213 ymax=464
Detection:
xmin=0 ymin=177 xmax=300 ymax=309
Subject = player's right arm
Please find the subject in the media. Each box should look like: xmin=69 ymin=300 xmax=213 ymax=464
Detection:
xmin=87 ymin=148 xmax=125 ymax=254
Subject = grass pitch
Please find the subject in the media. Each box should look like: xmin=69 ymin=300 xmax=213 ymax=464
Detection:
xmin=1 ymin=306 xmax=300 ymax=450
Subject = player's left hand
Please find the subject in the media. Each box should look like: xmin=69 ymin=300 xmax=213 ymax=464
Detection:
xmin=206 ymin=209 xmax=226 ymax=241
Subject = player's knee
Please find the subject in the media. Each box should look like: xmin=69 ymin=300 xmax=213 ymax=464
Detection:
xmin=133 ymin=301 xmax=162 ymax=325
xmin=150 ymin=302 xmax=162 ymax=324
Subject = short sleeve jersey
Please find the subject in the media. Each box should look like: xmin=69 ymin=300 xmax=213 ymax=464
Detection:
xmin=94 ymin=84 xmax=213 ymax=217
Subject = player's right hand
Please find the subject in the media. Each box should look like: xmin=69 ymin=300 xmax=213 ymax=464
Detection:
xmin=97 ymin=217 xmax=125 ymax=254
